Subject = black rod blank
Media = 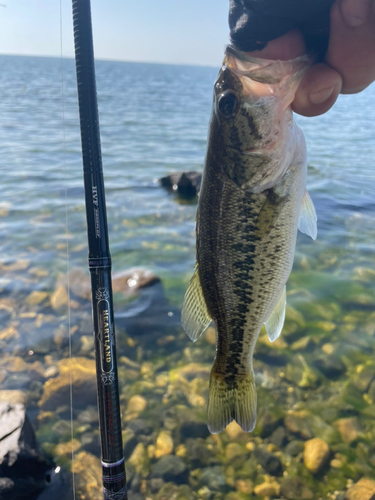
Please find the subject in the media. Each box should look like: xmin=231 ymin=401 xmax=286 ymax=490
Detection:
xmin=71 ymin=1 xmax=127 ymax=498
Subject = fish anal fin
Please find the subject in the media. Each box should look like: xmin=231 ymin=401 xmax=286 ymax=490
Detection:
xmin=298 ymin=189 xmax=317 ymax=240
xmin=181 ymin=266 xmax=211 ymax=342
xmin=207 ymin=369 xmax=257 ymax=434
xmin=265 ymin=286 xmax=286 ymax=342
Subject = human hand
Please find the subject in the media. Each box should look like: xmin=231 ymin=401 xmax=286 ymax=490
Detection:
xmin=244 ymin=0 xmax=375 ymax=117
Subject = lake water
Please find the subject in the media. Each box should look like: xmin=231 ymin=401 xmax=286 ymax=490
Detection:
xmin=0 ymin=54 xmax=375 ymax=500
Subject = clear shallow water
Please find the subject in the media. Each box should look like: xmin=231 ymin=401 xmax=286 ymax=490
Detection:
xmin=1 ymin=54 xmax=375 ymax=499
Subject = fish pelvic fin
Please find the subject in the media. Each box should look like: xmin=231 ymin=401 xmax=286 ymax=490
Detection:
xmin=298 ymin=189 xmax=317 ymax=240
xmin=181 ymin=266 xmax=212 ymax=342
xmin=265 ymin=286 xmax=286 ymax=342
xmin=207 ymin=369 xmax=257 ymax=434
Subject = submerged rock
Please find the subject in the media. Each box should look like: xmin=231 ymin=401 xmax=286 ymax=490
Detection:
xmin=160 ymin=171 xmax=202 ymax=197
xmin=335 ymin=417 xmax=364 ymax=444
xmin=280 ymin=477 xmax=313 ymax=499
xmin=303 ymin=438 xmax=330 ymax=474
xmin=345 ymin=477 xmax=375 ymax=500
xmin=253 ymin=448 xmax=283 ymax=476
xmin=150 ymin=455 xmax=188 ymax=484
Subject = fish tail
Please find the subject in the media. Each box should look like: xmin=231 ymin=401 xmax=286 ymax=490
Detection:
xmin=207 ymin=367 xmax=257 ymax=434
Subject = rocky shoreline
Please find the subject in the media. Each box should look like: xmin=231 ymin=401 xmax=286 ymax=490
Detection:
xmin=0 ymin=258 xmax=375 ymax=499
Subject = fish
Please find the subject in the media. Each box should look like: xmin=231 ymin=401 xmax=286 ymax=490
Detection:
xmin=181 ymin=46 xmax=317 ymax=434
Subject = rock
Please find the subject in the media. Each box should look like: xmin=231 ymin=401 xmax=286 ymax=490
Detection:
xmin=352 ymin=365 xmax=375 ymax=392
xmin=345 ymin=478 xmax=375 ymax=500
xmin=39 ymin=357 xmax=96 ymax=410
xmin=71 ymin=452 xmax=102 ymax=500
xmin=236 ymin=479 xmax=253 ymax=494
xmin=112 ymin=268 xmax=160 ymax=296
xmin=313 ymin=355 xmax=346 ymax=378
xmin=253 ymin=448 xmax=283 ymax=476
xmin=127 ymin=395 xmax=147 ymax=415
xmin=256 ymin=409 xmax=283 ymax=438
xmin=303 ymin=438 xmax=330 ymax=474
xmin=335 ymin=417 xmax=364 ymax=443
xmin=160 ymin=171 xmax=202 ymax=197
xmin=150 ymin=455 xmax=188 ymax=484
xmin=284 ymin=412 xmax=314 ymax=440
xmin=127 ymin=419 xmax=153 ymax=436
xmin=280 ymin=477 xmax=314 ymax=499
xmin=128 ymin=443 xmax=149 ymax=478
xmin=122 ymin=429 xmax=137 ymax=459
xmin=185 ymin=438 xmax=214 ymax=468
xmin=149 ymin=478 xmax=164 ymax=494
xmin=0 ymin=403 xmax=53 ymax=499
xmin=54 ymin=439 xmax=81 ymax=457
xmin=154 ymin=431 xmax=174 ymax=458
xmin=225 ymin=443 xmax=246 ymax=461
xmin=269 ymin=426 xmax=288 ymax=448
xmin=50 ymin=286 xmax=68 ymax=310
xmin=77 ymin=406 xmax=98 ymax=425
xmin=285 ymin=440 xmax=304 ymax=457
xmin=225 ymin=421 xmax=244 ymax=439
xmin=26 ymin=291 xmax=48 ymax=306
xmin=200 ymin=465 xmax=226 ymax=490
xmin=180 ymin=420 xmax=210 ymax=440
xmin=290 ymin=336 xmax=314 ymax=351
xmin=254 ymin=480 xmax=281 ymax=497
xmin=285 ymin=355 xmax=319 ymax=388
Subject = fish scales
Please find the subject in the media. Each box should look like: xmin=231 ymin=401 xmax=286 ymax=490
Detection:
xmin=182 ymin=46 xmax=317 ymax=433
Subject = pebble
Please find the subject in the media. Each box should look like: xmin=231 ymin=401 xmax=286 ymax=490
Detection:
xmin=154 ymin=431 xmax=174 ymax=458
xmin=50 ymin=285 xmax=69 ymax=310
xmin=225 ymin=442 xmax=246 ymax=461
xmin=280 ymin=477 xmax=313 ymax=499
xmin=225 ymin=421 xmax=244 ymax=439
xmin=235 ymin=479 xmax=253 ymax=494
xmin=55 ymin=439 xmax=81 ymax=457
xmin=71 ymin=452 xmax=102 ymax=499
xmin=129 ymin=443 xmax=149 ymax=477
xmin=335 ymin=418 xmax=363 ymax=444
xmin=345 ymin=478 xmax=375 ymax=500
xmin=254 ymin=448 xmax=283 ymax=476
xmin=127 ymin=395 xmax=147 ymax=414
xmin=26 ymin=291 xmax=48 ymax=306
xmin=303 ymin=438 xmax=330 ymax=474
xmin=254 ymin=480 xmax=280 ymax=497
xmin=205 ymin=327 xmax=216 ymax=345
xmin=284 ymin=412 xmax=314 ymax=440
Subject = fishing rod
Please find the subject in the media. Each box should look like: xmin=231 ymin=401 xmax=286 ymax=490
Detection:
xmin=71 ymin=1 xmax=127 ymax=499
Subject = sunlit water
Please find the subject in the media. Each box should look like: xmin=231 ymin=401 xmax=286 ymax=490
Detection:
xmin=0 ymin=54 xmax=375 ymax=499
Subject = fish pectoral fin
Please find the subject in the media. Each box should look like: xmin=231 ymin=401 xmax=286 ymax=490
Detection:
xmin=257 ymin=189 xmax=288 ymax=238
xmin=181 ymin=266 xmax=212 ymax=342
xmin=264 ymin=286 xmax=286 ymax=342
xmin=298 ymin=190 xmax=317 ymax=240
xmin=207 ymin=369 xmax=257 ymax=434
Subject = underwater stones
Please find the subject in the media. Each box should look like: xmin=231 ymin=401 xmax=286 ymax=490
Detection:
xmin=303 ymin=438 xmax=330 ymax=474
xmin=253 ymin=448 xmax=283 ymax=476
xmin=127 ymin=419 xmax=153 ymax=437
xmin=269 ymin=426 xmax=288 ymax=448
xmin=280 ymin=477 xmax=313 ymax=500
xmin=71 ymin=452 xmax=102 ymax=500
xmin=112 ymin=268 xmax=161 ymax=296
xmin=345 ymin=478 xmax=375 ymax=500
xmin=160 ymin=171 xmax=202 ymax=197
xmin=50 ymin=285 xmax=68 ymax=310
xmin=314 ymin=355 xmax=346 ymax=378
xmin=180 ymin=420 xmax=210 ymax=440
xmin=26 ymin=291 xmax=49 ymax=306
xmin=284 ymin=412 xmax=314 ymax=440
xmin=284 ymin=440 xmax=304 ymax=457
xmin=54 ymin=439 xmax=81 ymax=457
xmin=225 ymin=421 xmax=244 ymax=440
xmin=127 ymin=395 xmax=147 ymax=416
xmin=254 ymin=479 xmax=281 ymax=497
xmin=154 ymin=431 xmax=174 ymax=458
xmin=150 ymin=455 xmax=188 ymax=484
xmin=285 ymin=355 xmax=319 ymax=389
xmin=185 ymin=438 xmax=214 ymax=468
xmin=235 ymin=478 xmax=254 ymax=495
xmin=122 ymin=429 xmax=137 ymax=459
xmin=256 ymin=408 xmax=283 ymax=438
xmin=39 ymin=357 xmax=96 ymax=410
xmin=129 ymin=443 xmax=149 ymax=477
xmin=200 ymin=465 xmax=226 ymax=490
xmin=335 ymin=418 xmax=364 ymax=444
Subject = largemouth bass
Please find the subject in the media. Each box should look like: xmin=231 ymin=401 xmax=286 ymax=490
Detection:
xmin=182 ymin=46 xmax=317 ymax=434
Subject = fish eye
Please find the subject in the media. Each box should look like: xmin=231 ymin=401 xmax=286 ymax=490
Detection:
xmin=218 ymin=91 xmax=239 ymax=118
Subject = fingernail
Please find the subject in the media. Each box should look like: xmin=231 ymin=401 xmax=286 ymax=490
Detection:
xmin=340 ymin=0 xmax=369 ymax=27
xmin=309 ymin=86 xmax=335 ymax=105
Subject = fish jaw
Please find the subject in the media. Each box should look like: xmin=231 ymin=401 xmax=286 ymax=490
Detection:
xmin=212 ymin=49 xmax=311 ymax=193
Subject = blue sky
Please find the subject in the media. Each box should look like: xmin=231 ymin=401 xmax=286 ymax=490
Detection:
xmin=0 ymin=0 xmax=229 ymax=66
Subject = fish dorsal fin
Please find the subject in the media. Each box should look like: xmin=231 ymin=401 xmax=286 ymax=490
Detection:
xmin=298 ymin=190 xmax=317 ymax=240
xmin=181 ymin=266 xmax=212 ymax=342
xmin=264 ymin=286 xmax=286 ymax=342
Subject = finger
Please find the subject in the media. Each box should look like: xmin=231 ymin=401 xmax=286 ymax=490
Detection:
xmin=244 ymin=29 xmax=306 ymax=60
xmin=340 ymin=0 xmax=372 ymax=27
xmin=292 ymin=63 xmax=342 ymax=117
xmin=326 ymin=0 xmax=375 ymax=93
